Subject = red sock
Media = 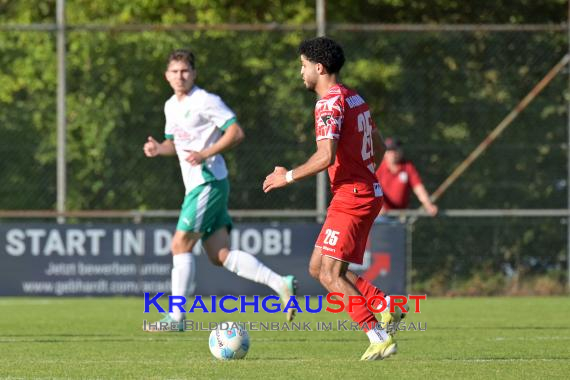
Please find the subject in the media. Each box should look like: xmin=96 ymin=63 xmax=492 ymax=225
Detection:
xmin=346 ymin=301 xmax=378 ymax=332
xmin=355 ymin=277 xmax=386 ymax=310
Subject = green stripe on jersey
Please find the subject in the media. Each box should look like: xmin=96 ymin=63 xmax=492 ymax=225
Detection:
xmin=219 ymin=117 xmax=237 ymax=131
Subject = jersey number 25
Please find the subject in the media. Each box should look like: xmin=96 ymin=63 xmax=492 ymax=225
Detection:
xmin=357 ymin=110 xmax=374 ymax=162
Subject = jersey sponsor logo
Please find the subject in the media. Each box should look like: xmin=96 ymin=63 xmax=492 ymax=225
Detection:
xmin=345 ymin=94 xmax=365 ymax=108
xmin=321 ymin=246 xmax=336 ymax=253
xmin=398 ymin=172 xmax=409 ymax=183
xmin=171 ymin=126 xmax=199 ymax=143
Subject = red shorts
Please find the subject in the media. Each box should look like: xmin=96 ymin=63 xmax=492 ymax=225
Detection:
xmin=315 ymin=186 xmax=383 ymax=265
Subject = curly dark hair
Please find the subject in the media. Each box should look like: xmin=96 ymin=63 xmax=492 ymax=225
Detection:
xmin=298 ymin=37 xmax=345 ymax=74
xmin=166 ymin=49 xmax=196 ymax=70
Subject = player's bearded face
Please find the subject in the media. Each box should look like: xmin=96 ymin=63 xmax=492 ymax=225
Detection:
xmin=165 ymin=60 xmax=195 ymax=94
xmin=300 ymin=55 xmax=318 ymax=91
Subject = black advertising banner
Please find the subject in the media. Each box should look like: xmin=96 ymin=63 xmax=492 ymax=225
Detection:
xmin=0 ymin=222 xmax=405 ymax=296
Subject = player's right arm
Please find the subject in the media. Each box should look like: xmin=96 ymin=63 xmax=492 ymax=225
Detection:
xmin=143 ymin=136 xmax=176 ymax=157
xmin=286 ymin=138 xmax=337 ymax=181
xmin=262 ymin=139 xmax=336 ymax=193
xmin=147 ymin=102 xmax=178 ymax=158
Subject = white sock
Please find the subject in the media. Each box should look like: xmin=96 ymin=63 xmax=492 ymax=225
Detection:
xmin=367 ymin=325 xmax=389 ymax=343
xmin=383 ymin=296 xmax=410 ymax=314
xmin=385 ymin=295 xmax=392 ymax=310
xmin=169 ymin=253 xmax=195 ymax=322
xmin=223 ymin=250 xmax=284 ymax=294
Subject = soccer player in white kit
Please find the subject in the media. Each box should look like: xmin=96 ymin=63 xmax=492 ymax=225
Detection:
xmin=143 ymin=49 xmax=296 ymax=330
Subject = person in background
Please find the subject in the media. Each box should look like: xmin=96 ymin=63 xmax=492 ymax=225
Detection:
xmin=376 ymin=137 xmax=438 ymax=216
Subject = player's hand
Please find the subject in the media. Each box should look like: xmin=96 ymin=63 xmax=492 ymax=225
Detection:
xmin=143 ymin=136 xmax=160 ymax=157
xmin=185 ymin=150 xmax=205 ymax=166
xmin=263 ymin=166 xmax=288 ymax=193
xmin=425 ymin=204 xmax=438 ymax=216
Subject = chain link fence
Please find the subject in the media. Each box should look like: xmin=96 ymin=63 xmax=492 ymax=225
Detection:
xmin=0 ymin=27 xmax=567 ymax=211
xmin=331 ymin=29 xmax=568 ymax=210
xmin=411 ymin=215 xmax=568 ymax=295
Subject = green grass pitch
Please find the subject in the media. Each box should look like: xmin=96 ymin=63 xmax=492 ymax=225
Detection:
xmin=0 ymin=296 xmax=568 ymax=379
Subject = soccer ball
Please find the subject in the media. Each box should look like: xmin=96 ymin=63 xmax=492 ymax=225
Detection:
xmin=208 ymin=322 xmax=250 ymax=360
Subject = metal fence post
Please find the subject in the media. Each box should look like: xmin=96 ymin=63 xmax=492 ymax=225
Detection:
xmin=56 ymin=0 xmax=67 ymax=223
xmin=405 ymin=217 xmax=416 ymax=293
xmin=567 ymin=0 xmax=570 ymax=291
xmin=316 ymin=0 xmax=327 ymax=222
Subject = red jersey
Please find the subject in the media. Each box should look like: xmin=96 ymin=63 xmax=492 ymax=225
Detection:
xmin=314 ymin=84 xmax=380 ymax=196
xmin=376 ymin=159 xmax=422 ymax=210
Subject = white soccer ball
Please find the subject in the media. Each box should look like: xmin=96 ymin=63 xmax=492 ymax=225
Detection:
xmin=208 ymin=322 xmax=250 ymax=360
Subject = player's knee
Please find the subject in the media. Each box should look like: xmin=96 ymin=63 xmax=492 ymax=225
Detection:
xmin=204 ymin=246 xmax=228 ymax=267
xmin=318 ymin=271 xmax=335 ymax=289
xmin=308 ymin=264 xmax=320 ymax=280
xmin=170 ymin=238 xmax=183 ymax=254
xmin=207 ymin=253 xmax=224 ymax=267
xmin=171 ymin=235 xmax=192 ymax=254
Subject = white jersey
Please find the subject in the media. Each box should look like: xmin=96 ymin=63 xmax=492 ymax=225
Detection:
xmin=164 ymin=86 xmax=236 ymax=194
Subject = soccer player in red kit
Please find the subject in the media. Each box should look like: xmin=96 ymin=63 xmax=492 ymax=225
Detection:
xmin=263 ymin=37 xmax=397 ymax=361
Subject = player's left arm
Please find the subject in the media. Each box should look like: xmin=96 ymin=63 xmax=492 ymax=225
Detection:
xmin=412 ymin=184 xmax=438 ymax=216
xmin=202 ymin=122 xmax=244 ymax=157
xmin=371 ymin=129 xmax=385 ymax=169
xmin=408 ymin=164 xmax=438 ymax=216
xmin=185 ymin=123 xmax=245 ymax=166
xmin=262 ymin=139 xmax=337 ymax=193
